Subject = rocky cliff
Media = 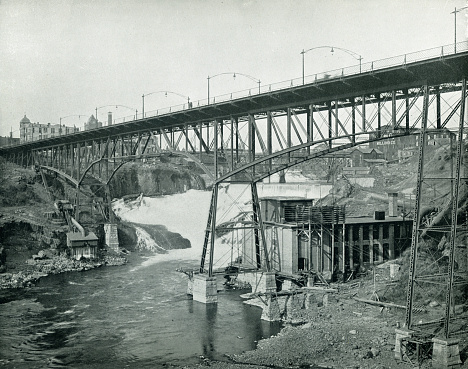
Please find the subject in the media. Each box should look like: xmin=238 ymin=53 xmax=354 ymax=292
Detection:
xmin=108 ymin=162 xmax=205 ymax=198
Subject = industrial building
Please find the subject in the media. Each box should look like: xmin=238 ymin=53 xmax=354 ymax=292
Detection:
xmin=232 ymin=193 xmax=412 ymax=283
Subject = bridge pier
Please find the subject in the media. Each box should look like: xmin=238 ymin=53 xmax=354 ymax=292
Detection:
xmin=431 ymin=337 xmax=461 ymax=369
xmin=192 ymin=274 xmax=218 ymax=304
xmin=104 ymin=223 xmax=119 ymax=252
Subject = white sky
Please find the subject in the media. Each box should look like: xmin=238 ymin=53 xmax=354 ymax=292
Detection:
xmin=1 ymin=0 xmax=467 ymax=137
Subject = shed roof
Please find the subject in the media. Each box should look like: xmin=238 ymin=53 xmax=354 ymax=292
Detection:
xmin=67 ymin=231 xmax=98 ymax=241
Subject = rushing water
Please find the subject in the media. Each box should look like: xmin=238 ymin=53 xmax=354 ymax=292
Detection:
xmin=0 ymin=253 xmax=281 ymax=368
xmin=0 ymin=190 xmax=282 ymax=368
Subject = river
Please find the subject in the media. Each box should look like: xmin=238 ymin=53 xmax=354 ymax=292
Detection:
xmin=0 ymin=189 xmax=282 ymax=368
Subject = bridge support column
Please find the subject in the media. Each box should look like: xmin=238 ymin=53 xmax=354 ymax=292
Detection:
xmin=255 ymin=271 xmax=276 ymax=293
xmin=104 ymin=223 xmax=119 ymax=252
xmin=192 ymin=274 xmax=217 ymax=304
xmin=394 ymin=327 xmax=413 ymax=360
xmin=432 ymin=337 xmax=461 ymax=368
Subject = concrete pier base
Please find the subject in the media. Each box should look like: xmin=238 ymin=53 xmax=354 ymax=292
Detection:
xmin=104 ymin=223 xmax=119 ymax=252
xmin=255 ymin=272 xmax=277 ymax=293
xmin=192 ymin=274 xmax=218 ymax=304
xmin=237 ymin=271 xmax=277 ymax=293
xmin=394 ymin=327 xmax=413 ymax=360
xmin=261 ymin=295 xmax=281 ymax=321
xmin=432 ymin=337 xmax=461 ymax=369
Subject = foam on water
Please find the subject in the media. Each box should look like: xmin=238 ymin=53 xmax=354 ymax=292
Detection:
xmin=113 ymin=187 xmax=253 ymax=268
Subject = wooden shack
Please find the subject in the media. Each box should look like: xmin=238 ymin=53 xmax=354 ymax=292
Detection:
xmin=66 ymin=231 xmax=99 ymax=260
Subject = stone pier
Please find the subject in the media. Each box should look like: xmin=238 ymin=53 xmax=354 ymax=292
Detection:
xmin=261 ymin=295 xmax=281 ymax=321
xmin=192 ymin=274 xmax=218 ymax=304
xmin=432 ymin=337 xmax=461 ymax=369
xmin=394 ymin=327 xmax=413 ymax=361
xmin=104 ymin=223 xmax=119 ymax=252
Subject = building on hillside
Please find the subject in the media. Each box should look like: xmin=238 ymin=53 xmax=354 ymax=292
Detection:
xmin=19 ymin=115 xmax=80 ymax=143
xmin=84 ymin=115 xmax=102 ymax=130
xmin=347 ymin=147 xmax=384 ymax=167
xmin=0 ymin=135 xmax=20 ymax=147
xmin=368 ymin=126 xmax=455 ymax=161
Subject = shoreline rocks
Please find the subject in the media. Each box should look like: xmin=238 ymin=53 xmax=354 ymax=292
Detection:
xmin=0 ymin=252 xmax=127 ymax=289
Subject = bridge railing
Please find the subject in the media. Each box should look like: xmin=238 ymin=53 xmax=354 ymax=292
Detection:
xmin=110 ymin=41 xmax=468 ymax=126
xmin=12 ymin=41 xmax=468 ymax=139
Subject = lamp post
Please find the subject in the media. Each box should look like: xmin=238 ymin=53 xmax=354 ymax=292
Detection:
xmin=141 ymin=91 xmax=190 ymax=118
xmin=451 ymin=6 xmax=468 ymax=53
xmin=207 ymin=72 xmax=261 ymax=104
xmin=95 ymin=105 xmax=138 ymax=124
xmin=301 ymin=45 xmax=363 ymax=84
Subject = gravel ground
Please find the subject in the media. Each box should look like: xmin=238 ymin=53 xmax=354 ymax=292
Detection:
xmin=182 ymin=278 xmax=468 ymax=369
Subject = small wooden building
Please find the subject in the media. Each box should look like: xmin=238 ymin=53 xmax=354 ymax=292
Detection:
xmin=66 ymin=232 xmax=99 ymax=260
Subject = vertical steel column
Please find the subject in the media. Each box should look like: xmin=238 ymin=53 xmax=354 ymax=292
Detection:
xmin=251 ymin=182 xmax=270 ymax=271
xmin=405 ymin=85 xmax=429 ymax=329
xmin=230 ymin=117 xmax=234 ymax=170
xmin=206 ymin=122 xmax=210 ymax=153
xmin=328 ymin=102 xmax=333 ymax=148
xmin=351 ymin=98 xmax=356 ymax=144
xmin=307 ymin=105 xmax=313 ymax=154
xmin=208 ymin=183 xmax=218 ymax=277
xmin=235 ymin=117 xmax=239 ymax=164
xmin=267 ymin=111 xmax=273 ymax=176
xmin=199 ymin=121 xmax=203 ymax=161
xmin=443 ymin=79 xmax=466 ymax=338
xmin=248 ymin=114 xmax=255 ymax=163
xmin=436 ymin=86 xmax=441 ymax=129
xmin=214 ymin=120 xmax=218 ymax=179
xmin=334 ymin=102 xmax=339 ymax=138
xmin=76 ymin=143 xmax=81 ymax=180
xmin=405 ymin=89 xmax=410 ymax=132
xmin=220 ymin=119 xmax=224 ymax=155
xmin=377 ymin=93 xmax=381 ymax=137
xmin=361 ymin=95 xmax=366 ymax=132
xmin=287 ymin=108 xmax=292 ymax=149
xmin=392 ymin=90 xmax=397 ymax=129
xmin=200 ymin=184 xmax=219 ymax=276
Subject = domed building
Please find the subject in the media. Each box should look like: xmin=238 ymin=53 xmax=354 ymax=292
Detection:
xmin=19 ymin=115 xmax=80 ymax=143
xmin=20 ymin=115 xmax=33 ymax=142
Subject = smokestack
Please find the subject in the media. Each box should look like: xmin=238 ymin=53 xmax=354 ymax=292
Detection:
xmin=388 ymin=192 xmax=398 ymax=217
xmin=108 ymin=112 xmax=112 ymax=126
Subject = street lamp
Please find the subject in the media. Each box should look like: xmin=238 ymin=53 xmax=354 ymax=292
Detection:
xmin=207 ymin=72 xmax=261 ymax=104
xmin=141 ymin=91 xmax=190 ymax=118
xmin=451 ymin=6 xmax=468 ymax=53
xmin=95 ymin=105 xmax=138 ymax=123
xmin=301 ymin=45 xmax=363 ymax=84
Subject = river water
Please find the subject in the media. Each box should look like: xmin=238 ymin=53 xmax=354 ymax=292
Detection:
xmin=0 ymin=189 xmax=282 ymax=368
xmin=0 ymin=254 xmax=280 ymax=368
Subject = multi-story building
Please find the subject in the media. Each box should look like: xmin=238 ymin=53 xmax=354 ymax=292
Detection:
xmin=19 ymin=115 xmax=80 ymax=143
xmin=0 ymin=135 xmax=20 ymax=147
xmin=84 ymin=115 xmax=102 ymax=130
xmin=368 ymin=125 xmax=455 ymax=161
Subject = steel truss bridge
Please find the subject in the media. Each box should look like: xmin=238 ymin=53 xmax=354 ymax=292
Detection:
xmin=1 ymin=42 xmax=468 ymax=340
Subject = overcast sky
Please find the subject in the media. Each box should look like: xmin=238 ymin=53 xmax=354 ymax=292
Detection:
xmin=1 ymin=0 xmax=467 ymax=137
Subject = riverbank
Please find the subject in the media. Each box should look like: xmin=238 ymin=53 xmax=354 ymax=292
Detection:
xmin=0 ymin=250 xmax=127 ymax=289
xmin=182 ymin=272 xmax=468 ymax=369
